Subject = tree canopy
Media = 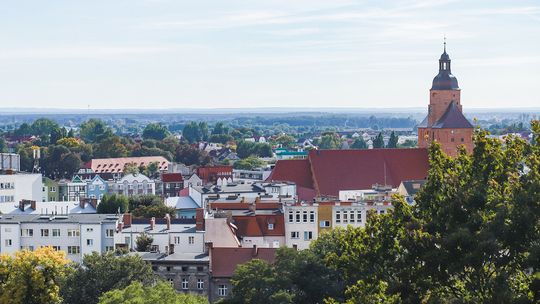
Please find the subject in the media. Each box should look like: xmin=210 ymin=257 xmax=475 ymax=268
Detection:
xmin=225 ymin=121 xmax=540 ymax=304
xmin=98 ymin=281 xmax=208 ymax=304
xmin=143 ymin=123 xmax=170 ymax=141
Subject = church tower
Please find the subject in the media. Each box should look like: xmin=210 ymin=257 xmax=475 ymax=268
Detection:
xmin=418 ymin=42 xmax=473 ymax=157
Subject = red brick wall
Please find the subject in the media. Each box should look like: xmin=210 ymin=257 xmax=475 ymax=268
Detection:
xmin=428 ymin=89 xmax=461 ymax=126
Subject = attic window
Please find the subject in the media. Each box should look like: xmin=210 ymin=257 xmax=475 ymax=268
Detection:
xmin=268 ymin=223 xmax=274 ymax=230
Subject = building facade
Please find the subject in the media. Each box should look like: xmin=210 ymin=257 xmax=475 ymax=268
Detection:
xmin=0 ymin=214 xmax=118 ymax=262
xmin=0 ymin=173 xmax=42 ymax=204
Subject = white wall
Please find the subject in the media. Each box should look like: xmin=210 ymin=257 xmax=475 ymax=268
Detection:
xmin=0 ymin=174 xmax=42 ymax=204
xmin=284 ymin=205 xmax=318 ymax=250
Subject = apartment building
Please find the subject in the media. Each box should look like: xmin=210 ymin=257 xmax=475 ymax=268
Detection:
xmin=0 ymin=173 xmax=42 ymax=204
xmin=0 ymin=214 xmax=118 ymax=262
xmin=283 ymin=203 xmax=318 ymax=250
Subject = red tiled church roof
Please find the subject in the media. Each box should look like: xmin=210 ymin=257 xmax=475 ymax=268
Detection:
xmin=267 ymin=148 xmax=429 ymax=199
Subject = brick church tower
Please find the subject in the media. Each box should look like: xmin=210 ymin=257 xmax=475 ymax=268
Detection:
xmin=417 ymin=43 xmax=473 ymax=157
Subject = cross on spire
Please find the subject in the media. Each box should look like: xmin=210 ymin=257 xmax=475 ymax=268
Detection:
xmin=444 ymin=36 xmax=447 ymax=52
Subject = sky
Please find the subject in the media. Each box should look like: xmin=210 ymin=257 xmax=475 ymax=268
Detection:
xmin=0 ymin=0 xmax=539 ymax=110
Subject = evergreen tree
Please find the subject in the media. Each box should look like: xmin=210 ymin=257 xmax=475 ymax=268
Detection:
xmin=386 ymin=131 xmax=398 ymax=148
xmin=351 ymin=137 xmax=368 ymax=149
xmin=372 ymin=132 xmax=384 ymax=148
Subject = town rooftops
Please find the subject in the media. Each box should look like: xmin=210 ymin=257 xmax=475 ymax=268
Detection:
xmin=165 ymin=196 xmax=200 ymax=209
xmin=0 ymin=201 xmax=97 ymax=215
xmin=399 ymin=179 xmax=427 ymax=196
xmin=84 ymin=156 xmax=169 ymax=174
xmin=162 ymin=173 xmax=184 ymax=183
xmin=233 ymin=214 xmax=285 ymax=237
xmin=0 ymin=213 xmax=119 ymax=224
xmin=129 ymin=251 xmax=210 ymax=263
xmin=268 ymin=148 xmax=429 ymax=199
xmin=210 ymin=247 xmax=277 ymax=277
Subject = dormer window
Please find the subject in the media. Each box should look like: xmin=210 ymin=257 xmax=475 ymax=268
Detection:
xmin=268 ymin=223 xmax=274 ymax=230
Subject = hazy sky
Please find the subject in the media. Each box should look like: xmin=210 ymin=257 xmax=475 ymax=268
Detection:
xmin=1 ymin=0 xmax=539 ymax=109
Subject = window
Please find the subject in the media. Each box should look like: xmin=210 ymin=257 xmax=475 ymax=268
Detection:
xmin=349 ymin=211 xmax=355 ymax=223
xmin=197 ymin=279 xmax=204 ymax=289
xmin=182 ymin=266 xmax=188 ymax=272
xmin=357 ymin=211 xmax=362 ymax=223
xmin=67 ymin=246 xmax=80 ymax=254
xmin=5 ymin=239 xmax=12 ymax=247
xmin=52 ymin=246 xmax=61 ymax=251
xmin=291 ymin=231 xmax=299 ymax=239
xmin=52 ymin=229 xmax=61 ymax=237
xmin=304 ymin=231 xmax=313 ymax=241
xmin=86 ymin=228 xmax=93 ymax=232
xmin=460 ymin=138 xmax=464 ymax=142
xmin=343 ymin=211 xmax=348 ymax=223
xmin=295 ymin=211 xmax=301 ymax=223
xmin=335 ymin=211 xmax=341 ymax=223
xmin=150 ymin=245 xmax=159 ymax=252
xmin=105 ymin=246 xmax=114 ymax=252
xmin=288 ymin=211 xmax=293 ymax=223
xmin=21 ymin=245 xmax=34 ymax=251
xmin=302 ymin=211 xmax=308 ymax=223
xmin=89 ymin=185 xmax=95 ymax=191
xmin=319 ymin=220 xmax=330 ymax=227
xmin=50 ymin=186 xmax=56 ymax=192
xmin=188 ymin=236 xmax=194 ymax=245
xmin=218 ymin=285 xmax=228 ymax=296
xmin=309 ymin=211 xmax=315 ymax=223
xmin=86 ymin=239 xmax=93 ymax=246
xmin=182 ymin=278 xmax=189 ymax=290
xmin=4 ymin=228 xmax=11 ymax=232
xmin=167 ymin=278 xmax=174 ymax=286
xmin=174 ymin=236 xmax=181 ymax=244
xmin=197 ymin=266 xmax=204 ymax=271
xmin=451 ymin=138 xmax=455 ymax=142
xmin=67 ymin=229 xmax=80 ymax=237
xmin=379 ymin=210 xmax=385 ymax=214
xmin=41 ymin=229 xmax=49 ymax=237
xmin=268 ymin=223 xmax=274 ymax=230
xmin=106 ymin=229 xmax=114 ymax=238
xmin=166 ymin=266 xmax=171 ymax=272
xmin=21 ymin=229 xmax=33 ymax=237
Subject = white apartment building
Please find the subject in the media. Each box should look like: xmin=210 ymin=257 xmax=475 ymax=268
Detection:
xmin=111 ymin=173 xmax=156 ymax=197
xmin=0 ymin=173 xmax=42 ymax=204
xmin=284 ymin=204 xmax=318 ymax=250
xmin=0 ymin=214 xmax=118 ymax=262
xmin=332 ymin=203 xmax=368 ymax=229
xmin=115 ymin=215 xmax=205 ymax=255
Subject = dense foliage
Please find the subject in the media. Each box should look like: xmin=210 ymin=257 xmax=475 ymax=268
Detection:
xmin=98 ymin=281 xmax=208 ymax=304
xmin=61 ymin=252 xmax=157 ymax=304
xmin=225 ymin=121 xmax=540 ymax=304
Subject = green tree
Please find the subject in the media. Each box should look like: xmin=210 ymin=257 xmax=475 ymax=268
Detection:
xmin=318 ymin=133 xmax=341 ymax=150
xmin=143 ymin=161 xmax=160 ymax=178
xmin=135 ymin=233 xmax=154 ymax=252
xmin=14 ymin=123 xmax=33 ymax=136
xmin=132 ymin=204 xmax=177 ymax=219
xmin=175 ymin=144 xmax=210 ymax=166
xmin=233 ymin=156 xmax=265 ymax=170
xmin=198 ymin=122 xmax=209 ymax=141
xmin=372 ymin=132 xmax=384 ymax=148
xmin=182 ymin=122 xmax=201 ymax=143
xmin=80 ymin=119 xmax=113 ymax=143
xmin=386 ymin=131 xmax=398 ymax=148
xmin=0 ymin=136 xmax=6 ymax=152
xmin=0 ymin=246 xmax=70 ymax=304
xmin=61 ymin=252 xmax=157 ymax=304
xmin=273 ymin=135 xmax=296 ymax=148
xmin=128 ymin=194 xmax=163 ymax=210
xmin=123 ymin=162 xmax=140 ymax=175
xmin=209 ymin=134 xmax=234 ymax=144
xmin=350 ymin=137 xmax=368 ymax=149
xmin=98 ymin=281 xmax=208 ymax=304
xmin=143 ymin=123 xmax=170 ymax=141
xmin=93 ymin=136 xmax=128 ymax=158
xmin=97 ymin=194 xmax=129 ymax=214
xmin=212 ymin=122 xmax=229 ymax=135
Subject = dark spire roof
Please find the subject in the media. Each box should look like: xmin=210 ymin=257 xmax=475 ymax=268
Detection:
xmin=431 ymin=41 xmax=459 ymax=90
xmin=432 ymin=101 xmax=473 ymax=129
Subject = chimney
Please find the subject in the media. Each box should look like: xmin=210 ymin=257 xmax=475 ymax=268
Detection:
xmin=90 ymin=199 xmax=97 ymax=209
xmin=30 ymin=200 xmax=36 ymax=210
xmin=164 ymin=213 xmax=171 ymax=230
xmin=252 ymin=244 xmax=258 ymax=257
xmin=254 ymin=197 xmax=261 ymax=203
xmin=150 ymin=217 xmax=155 ymax=230
xmin=195 ymin=208 xmax=205 ymax=231
xmin=18 ymin=200 xmax=25 ymax=211
xmin=117 ymin=222 xmax=124 ymax=232
xmin=123 ymin=213 xmax=132 ymax=227
xmin=248 ymin=202 xmax=256 ymax=214
xmin=79 ymin=199 xmax=85 ymax=209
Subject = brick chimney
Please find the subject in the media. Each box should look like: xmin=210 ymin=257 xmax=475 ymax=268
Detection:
xmin=117 ymin=222 xmax=124 ymax=232
xmin=90 ymin=199 xmax=97 ymax=209
xmin=30 ymin=200 xmax=36 ymax=210
xmin=122 ymin=213 xmax=132 ymax=227
xmin=150 ymin=217 xmax=155 ymax=230
xmin=195 ymin=208 xmax=205 ymax=231
xmin=164 ymin=213 xmax=171 ymax=230
xmin=79 ymin=199 xmax=85 ymax=209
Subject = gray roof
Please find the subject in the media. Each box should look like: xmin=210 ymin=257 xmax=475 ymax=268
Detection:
xmin=129 ymin=251 xmax=209 ymax=263
xmin=165 ymin=196 xmax=200 ymax=209
xmin=400 ymin=179 xmax=426 ymax=196
xmin=0 ymin=213 xmax=119 ymax=224
xmin=431 ymin=101 xmax=473 ymax=129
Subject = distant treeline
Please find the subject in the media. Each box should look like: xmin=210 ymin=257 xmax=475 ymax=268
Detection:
xmin=231 ymin=115 xmax=418 ymax=129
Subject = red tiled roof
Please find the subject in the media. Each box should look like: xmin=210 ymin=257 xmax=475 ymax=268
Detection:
xmin=87 ymin=156 xmax=169 ymax=173
xmin=211 ymin=247 xmax=277 ymax=277
xmin=162 ymin=173 xmax=184 ymax=183
xmin=268 ymin=148 xmax=429 ymax=198
xmin=233 ymin=214 xmax=285 ymax=237
xmin=178 ymin=187 xmax=189 ymax=197
xmin=266 ymin=159 xmax=313 ymax=189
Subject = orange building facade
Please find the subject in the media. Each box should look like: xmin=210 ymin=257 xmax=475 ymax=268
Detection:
xmin=417 ymin=44 xmax=474 ymax=157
